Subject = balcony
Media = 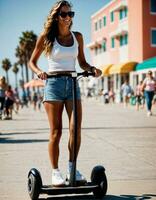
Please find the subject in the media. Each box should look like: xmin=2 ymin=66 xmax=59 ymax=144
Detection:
xmin=110 ymin=19 xmax=128 ymax=38
xmin=86 ymin=37 xmax=107 ymax=49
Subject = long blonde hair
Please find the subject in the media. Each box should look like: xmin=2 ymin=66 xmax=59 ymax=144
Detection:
xmin=43 ymin=0 xmax=73 ymax=56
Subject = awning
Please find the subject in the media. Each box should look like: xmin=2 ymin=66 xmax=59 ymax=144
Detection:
xmin=135 ymin=57 xmax=156 ymax=71
xmin=109 ymin=62 xmax=137 ymax=74
xmin=101 ymin=64 xmax=113 ymax=76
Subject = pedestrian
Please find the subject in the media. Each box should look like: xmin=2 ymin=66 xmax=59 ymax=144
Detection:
xmin=142 ymin=70 xmax=156 ymax=116
xmin=108 ymin=87 xmax=115 ymax=104
xmin=135 ymin=80 xmax=144 ymax=111
xmin=29 ymin=0 xmax=102 ymax=186
xmin=14 ymin=87 xmax=21 ymax=113
xmin=121 ymin=79 xmax=132 ymax=107
xmin=32 ymin=91 xmax=38 ymax=110
xmin=4 ymin=85 xmax=15 ymax=120
xmin=0 ymin=76 xmax=8 ymax=119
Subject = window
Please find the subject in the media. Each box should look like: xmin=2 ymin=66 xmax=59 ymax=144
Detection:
xmin=110 ymin=11 xmax=114 ymax=22
xmin=103 ymin=16 xmax=106 ymax=26
xmin=151 ymin=29 xmax=156 ymax=46
xmin=95 ymin=47 xmax=98 ymax=55
xmin=120 ymin=34 xmax=128 ymax=46
xmin=150 ymin=0 xmax=156 ymax=13
xmin=99 ymin=19 xmax=102 ymax=29
xmin=102 ymin=41 xmax=106 ymax=52
xmin=111 ymin=37 xmax=115 ymax=48
xmin=120 ymin=35 xmax=123 ymax=46
xmin=119 ymin=7 xmax=128 ymax=20
xmin=95 ymin=22 xmax=98 ymax=31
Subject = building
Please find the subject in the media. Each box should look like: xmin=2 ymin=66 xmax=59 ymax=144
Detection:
xmin=87 ymin=0 xmax=156 ymax=102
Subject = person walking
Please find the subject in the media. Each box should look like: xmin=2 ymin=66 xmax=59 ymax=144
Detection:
xmin=142 ymin=70 xmax=156 ymax=116
xmin=29 ymin=0 xmax=102 ymax=186
xmin=4 ymin=85 xmax=15 ymax=120
xmin=0 ymin=76 xmax=8 ymax=119
xmin=135 ymin=80 xmax=144 ymax=111
xmin=121 ymin=79 xmax=132 ymax=107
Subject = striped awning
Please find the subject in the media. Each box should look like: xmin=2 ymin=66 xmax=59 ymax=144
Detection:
xmin=109 ymin=62 xmax=137 ymax=74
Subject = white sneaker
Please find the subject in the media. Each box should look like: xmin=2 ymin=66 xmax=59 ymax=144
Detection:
xmin=67 ymin=168 xmax=86 ymax=182
xmin=52 ymin=169 xmax=65 ymax=186
xmin=147 ymin=111 xmax=152 ymax=117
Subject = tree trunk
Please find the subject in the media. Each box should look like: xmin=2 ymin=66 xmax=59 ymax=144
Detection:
xmin=6 ymin=71 xmax=9 ymax=84
xmin=15 ymin=74 xmax=18 ymax=88
xmin=20 ymin=64 xmax=25 ymax=84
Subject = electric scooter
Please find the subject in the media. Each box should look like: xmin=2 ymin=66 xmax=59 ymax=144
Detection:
xmin=27 ymin=71 xmax=107 ymax=200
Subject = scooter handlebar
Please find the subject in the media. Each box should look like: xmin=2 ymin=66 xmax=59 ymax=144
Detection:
xmin=47 ymin=71 xmax=95 ymax=78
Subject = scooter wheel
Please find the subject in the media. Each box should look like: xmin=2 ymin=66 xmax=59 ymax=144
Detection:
xmin=91 ymin=165 xmax=107 ymax=198
xmin=27 ymin=169 xmax=42 ymax=200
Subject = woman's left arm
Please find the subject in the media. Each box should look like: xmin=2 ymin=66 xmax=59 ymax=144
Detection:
xmin=74 ymin=32 xmax=102 ymax=77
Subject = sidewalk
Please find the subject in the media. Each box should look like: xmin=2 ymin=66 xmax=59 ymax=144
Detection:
xmin=0 ymin=99 xmax=156 ymax=200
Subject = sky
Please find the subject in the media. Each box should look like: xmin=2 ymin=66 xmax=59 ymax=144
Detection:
xmin=0 ymin=0 xmax=111 ymax=87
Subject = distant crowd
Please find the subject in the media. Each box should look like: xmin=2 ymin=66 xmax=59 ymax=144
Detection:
xmin=86 ymin=70 xmax=156 ymax=117
xmin=0 ymin=76 xmax=43 ymax=120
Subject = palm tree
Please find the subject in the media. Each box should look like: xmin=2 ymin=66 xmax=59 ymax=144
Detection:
xmin=1 ymin=58 xmax=12 ymax=84
xmin=12 ymin=62 xmax=19 ymax=88
xmin=15 ymin=45 xmax=25 ymax=85
xmin=19 ymin=31 xmax=37 ymax=82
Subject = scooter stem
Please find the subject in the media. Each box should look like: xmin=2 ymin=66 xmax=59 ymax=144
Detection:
xmin=69 ymin=77 xmax=77 ymax=186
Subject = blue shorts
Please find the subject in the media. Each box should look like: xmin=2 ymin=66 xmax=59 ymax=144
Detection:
xmin=43 ymin=76 xmax=81 ymax=102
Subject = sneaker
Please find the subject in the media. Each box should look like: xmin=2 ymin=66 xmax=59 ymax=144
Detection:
xmin=52 ymin=169 xmax=65 ymax=186
xmin=147 ymin=111 xmax=152 ymax=117
xmin=67 ymin=168 xmax=86 ymax=182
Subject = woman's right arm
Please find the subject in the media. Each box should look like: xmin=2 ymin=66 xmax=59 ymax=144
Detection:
xmin=29 ymin=34 xmax=47 ymax=80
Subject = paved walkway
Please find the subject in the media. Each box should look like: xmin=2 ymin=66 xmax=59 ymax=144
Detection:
xmin=0 ymin=99 xmax=156 ymax=200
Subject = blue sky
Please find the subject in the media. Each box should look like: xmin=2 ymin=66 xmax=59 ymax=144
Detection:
xmin=0 ymin=0 xmax=111 ymax=86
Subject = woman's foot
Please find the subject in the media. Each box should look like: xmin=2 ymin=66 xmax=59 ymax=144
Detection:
xmin=52 ymin=169 xmax=65 ymax=187
xmin=147 ymin=111 xmax=152 ymax=117
xmin=67 ymin=169 xmax=86 ymax=182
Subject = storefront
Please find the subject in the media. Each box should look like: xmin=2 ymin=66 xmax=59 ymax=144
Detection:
xmin=108 ymin=62 xmax=137 ymax=102
xmin=130 ymin=57 xmax=156 ymax=89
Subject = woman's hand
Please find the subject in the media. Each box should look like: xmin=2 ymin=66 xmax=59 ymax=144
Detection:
xmin=37 ymin=71 xmax=47 ymax=80
xmin=91 ymin=67 xmax=102 ymax=77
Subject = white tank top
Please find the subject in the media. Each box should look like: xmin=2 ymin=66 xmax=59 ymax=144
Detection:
xmin=47 ymin=32 xmax=78 ymax=72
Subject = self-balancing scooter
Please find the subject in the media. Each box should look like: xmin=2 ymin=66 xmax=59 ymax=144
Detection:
xmin=27 ymin=71 xmax=107 ymax=199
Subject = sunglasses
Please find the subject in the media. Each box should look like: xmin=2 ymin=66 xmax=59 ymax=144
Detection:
xmin=58 ymin=11 xmax=75 ymax=18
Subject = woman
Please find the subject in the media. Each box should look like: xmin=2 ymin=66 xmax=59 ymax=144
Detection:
xmin=29 ymin=0 xmax=101 ymax=186
xmin=0 ymin=76 xmax=7 ymax=119
xmin=142 ymin=70 xmax=156 ymax=116
xmin=4 ymin=85 xmax=15 ymax=120
xmin=135 ymin=80 xmax=144 ymax=111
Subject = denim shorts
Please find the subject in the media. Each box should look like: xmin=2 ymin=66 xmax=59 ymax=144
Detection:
xmin=43 ymin=76 xmax=81 ymax=102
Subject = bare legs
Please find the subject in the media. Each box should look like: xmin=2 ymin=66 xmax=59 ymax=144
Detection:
xmin=44 ymin=100 xmax=82 ymax=169
xmin=65 ymin=100 xmax=82 ymax=162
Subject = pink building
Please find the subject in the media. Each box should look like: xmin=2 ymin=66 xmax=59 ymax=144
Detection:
xmin=87 ymin=0 xmax=156 ymax=102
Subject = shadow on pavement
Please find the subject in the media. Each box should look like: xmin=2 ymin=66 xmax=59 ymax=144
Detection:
xmin=0 ymin=137 xmax=48 ymax=144
xmin=39 ymin=194 xmax=156 ymax=200
xmin=0 ymin=131 xmax=43 ymax=136
xmin=26 ymin=126 xmax=156 ymax=132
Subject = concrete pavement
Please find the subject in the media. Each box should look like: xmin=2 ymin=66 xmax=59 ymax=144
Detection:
xmin=0 ymin=99 xmax=156 ymax=200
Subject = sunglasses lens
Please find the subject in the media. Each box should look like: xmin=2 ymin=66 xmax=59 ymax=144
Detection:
xmin=59 ymin=11 xmax=75 ymax=18
xmin=60 ymin=12 xmax=67 ymax=18
xmin=69 ymin=11 xmax=75 ymax=17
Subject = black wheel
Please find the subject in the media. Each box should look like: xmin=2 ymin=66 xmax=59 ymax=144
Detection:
xmin=91 ymin=165 xmax=107 ymax=198
xmin=27 ymin=168 xmax=42 ymax=200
